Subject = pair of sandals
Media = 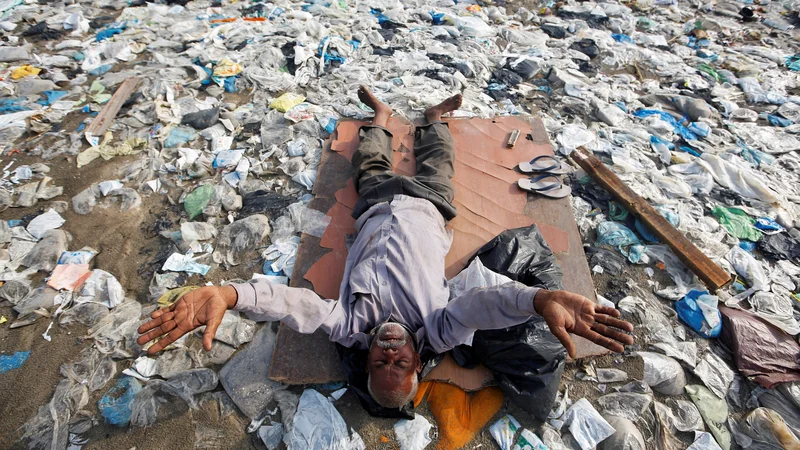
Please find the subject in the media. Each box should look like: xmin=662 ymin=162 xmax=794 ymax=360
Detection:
xmin=517 ymin=155 xmax=572 ymax=198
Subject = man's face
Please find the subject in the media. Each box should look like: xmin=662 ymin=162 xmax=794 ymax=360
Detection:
xmin=367 ymin=322 xmax=421 ymax=397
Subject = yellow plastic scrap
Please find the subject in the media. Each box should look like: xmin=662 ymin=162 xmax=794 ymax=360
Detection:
xmin=414 ymin=381 xmax=504 ymax=450
xmin=157 ymin=286 xmax=200 ymax=307
xmin=0 ymin=316 xmax=7 ymax=325
xmin=76 ymin=132 xmax=147 ymax=167
xmin=212 ymin=57 xmax=242 ymax=77
xmin=11 ymin=65 xmax=41 ymax=79
xmin=269 ymin=92 xmax=306 ymax=113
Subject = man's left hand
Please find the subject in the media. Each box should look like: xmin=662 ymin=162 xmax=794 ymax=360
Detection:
xmin=534 ymin=289 xmax=634 ymax=358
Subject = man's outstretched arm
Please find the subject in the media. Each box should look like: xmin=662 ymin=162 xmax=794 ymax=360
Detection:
xmin=136 ymin=281 xmax=341 ymax=355
xmin=425 ymin=282 xmax=633 ymax=357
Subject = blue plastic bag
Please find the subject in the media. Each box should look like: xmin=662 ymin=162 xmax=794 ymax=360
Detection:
xmin=767 ymin=114 xmax=792 ymax=127
xmin=0 ymin=351 xmax=30 ymax=374
xmin=632 ymin=109 xmax=698 ymax=140
xmin=635 ymin=207 xmax=679 ymax=243
xmin=596 ymin=221 xmax=640 ymax=248
xmin=164 ymin=127 xmax=197 ymax=147
xmin=96 ymin=27 xmax=124 ymax=42
xmin=755 ymin=217 xmax=784 ymax=232
xmin=98 ymin=376 xmax=142 ymax=426
xmin=612 ymin=33 xmax=634 ymax=44
xmin=676 ymin=290 xmax=721 ymax=338
xmin=36 ymin=90 xmax=69 ymax=106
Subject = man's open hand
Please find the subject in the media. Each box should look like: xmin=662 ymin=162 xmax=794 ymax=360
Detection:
xmin=136 ymin=285 xmax=238 ymax=354
xmin=534 ymin=289 xmax=634 ymax=358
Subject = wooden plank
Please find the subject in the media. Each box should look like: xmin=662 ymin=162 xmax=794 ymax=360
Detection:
xmin=84 ymin=77 xmax=140 ymax=146
xmin=570 ymin=146 xmax=731 ymax=291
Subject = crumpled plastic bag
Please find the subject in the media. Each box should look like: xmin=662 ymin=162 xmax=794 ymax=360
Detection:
xmin=559 ymin=398 xmax=616 ymax=450
xmin=394 ymin=414 xmax=433 ymax=450
xmin=129 ymin=368 xmax=218 ymax=427
xmin=637 ymin=352 xmax=686 ymax=396
xmin=719 ymin=306 xmax=800 ymax=387
xmin=270 ymin=92 xmax=306 ymax=113
xmin=712 ymin=207 xmax=762 ymax=242
xmin=596 ymin=392 xmax=652 ymax=422
xmin=285 ymin=389 xmax=365 ymax=450
xmin=599 ymin=416 xmax=645 ymax=450
xmin=219 ymin=325 xmax=284 ymax=419
xmin=744 ymin=407 xmax=800 ymax=449
xmin=685 ymin=385 xmax=731 ymax=450
xmin=213 ymin=214 xmax=271 ymax=266
xmin=693 ymin=352 xmax=734 ymax=399
xmin=676 ymin=290 xmax=722 ymax=338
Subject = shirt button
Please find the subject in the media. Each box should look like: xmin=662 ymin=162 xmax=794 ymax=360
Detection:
xmin=381 ymin=281 xmax=387 ymax=286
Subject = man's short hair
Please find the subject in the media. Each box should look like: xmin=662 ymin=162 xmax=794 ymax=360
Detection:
xmin=367 ymin=373 xmax=419 ymax=409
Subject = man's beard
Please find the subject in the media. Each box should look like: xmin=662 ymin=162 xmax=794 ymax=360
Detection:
xmin=372 ymin=322 xmax=410 ymax=349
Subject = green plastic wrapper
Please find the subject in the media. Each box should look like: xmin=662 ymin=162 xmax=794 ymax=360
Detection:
xmin=184 ymin=184 xmax=214 ymax=219
xmin=712 ymin=206 xmax=762 ymax=242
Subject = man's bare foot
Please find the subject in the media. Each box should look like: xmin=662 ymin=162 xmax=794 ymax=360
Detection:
xmin=424 ymin=94 xmax=463 ymax=123
xmin=358 ymin=85 xmax=392 ymax=128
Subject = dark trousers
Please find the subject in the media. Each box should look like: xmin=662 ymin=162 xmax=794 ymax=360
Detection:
xmin=351 ymin=122 xmax=458 ymax=221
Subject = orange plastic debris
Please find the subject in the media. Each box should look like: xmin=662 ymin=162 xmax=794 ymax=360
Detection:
xmin=414 ymin=381 xmax=504 ymax=450
xmin=243 ymin=17 xmax=266 ymax=21
xmin=210 ymin=17 xmax=237 ymax=23
xmin=656 ymin=261 xmax=666 ymax=270
xmin=466 ymin=4 xmax=481 ymax=12
xmin=380 ymin=436 xmax=390 ymax=443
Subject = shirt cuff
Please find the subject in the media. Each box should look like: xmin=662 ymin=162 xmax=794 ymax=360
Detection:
xmin=516 ymin=285 xmax=542 ymax=316
xmin=231 ymin=282 xmax=257 ymax=312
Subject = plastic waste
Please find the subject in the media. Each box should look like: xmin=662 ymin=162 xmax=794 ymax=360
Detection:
xmin=213 ymin=214 xmax=271 ymax=266
xmin=285 ymin=389 xmax=364 ymax=450
xmin=98 ymin=376 xmax=142 ymax=426
xmin=22 ymin=229 xmax=70 ymax=272
xmin=693 ymin=352 xmax=734 ymax=399
xmin=687 ymin=431 xmax=724 ymax=450
xmin=598 ymin=416 xmax=645 ymax=450
xmin=666 ymin=398 xmax=704 ymax=432
xmin=219 ymin=325 xmax=283 ymax=419
xmin=744 ymin=408 xmax=800 ymax=449
xmin=712 ymin=207 xmax=762 ymax=241
xmin=26 ymin=209 xmax=65 ymax=239
xmin=597 ymin=393 xmax=652 ymax=422
xmin=595 ymin=221 xmax=640 ymax=250
xmin=686 ymin=385 xmax=731 ymax=450
xmin=758 ymin=233 xmax=800 ymax=260
xmin=162 ymin=252 xmax=211 ymax=275
xmin=726 ymin=246 xmax=768 ymax=293
xmin=129 ymin=369 xmax=219 ymax=427
xmin=181 ymin=108 xmax=219 ymax=130
xmin=77 ymin=269 xmax=124 ymax=308
xmin=637 ymin=352 xmax=686 ymax=396
xmin=0 ymin=350 xmax=30 ymax=373
xmin=258 ymin=422 xmax=284 ymax=450
xmin=205 ymin=311 xmax=256 ymax=348
xmin=394 ymin=414 xmax=433 ymax=450
xmin=559 ymin=398 xmax=616 ymax=450
xmin=596 ymin=368 xmax=628 ymax=383
xmin=184 ymin=184 xmax=215 ymax=220
xmin=270 ymin=93 xmax=306 ymax=113
xmin=719 ymin=306 xmax=800 ymax=387
xmin=676 ymin=290 xmax=722 ymax=338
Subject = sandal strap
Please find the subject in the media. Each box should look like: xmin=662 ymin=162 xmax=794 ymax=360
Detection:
xmin=527 ymin=155 xmax=561 ymax=172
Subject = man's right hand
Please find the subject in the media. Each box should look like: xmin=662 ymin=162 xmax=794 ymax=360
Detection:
xmin=136 ymin=285 xmax=238 ymax=354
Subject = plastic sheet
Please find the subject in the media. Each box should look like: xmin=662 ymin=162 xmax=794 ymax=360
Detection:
xmin=285 ymin=389 xmax=365 ymax=450
xmin=219 ymin=324 xmax=283 ymax=419
xmin=98 ymin=376 xmax=142 ymax=426
xmin=693 ymin=352 xmax=734 ymax=399
xmin=213 ymin=214 xmax=271 ymax=266
xmin=676 ymin=290 xmax=722 ymax=338
xmin=744 ymin=408 xmax=800 ymax=449
xmin=719 ymin=306 xmax=800 ymax=387
xmin=597 ymin=392 xmax=652 ymax=422
xmin=599 ymin=416 xmax=645 ymax=450
xmin=637 ymin=352 xmax=686 ymax=396
xmin=560 ymin=398 xmax=616 ymax=450
xmin=686 ymin=385 xmax=731 ymax=450
xmin=394 ymin=414 xmax=433 ymax=450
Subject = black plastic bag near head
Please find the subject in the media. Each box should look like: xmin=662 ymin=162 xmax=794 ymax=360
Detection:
xmin=475 ymin=224 xmax=564 ymax=291
xmin=451 ymin=224 xmax=567 ymax=421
